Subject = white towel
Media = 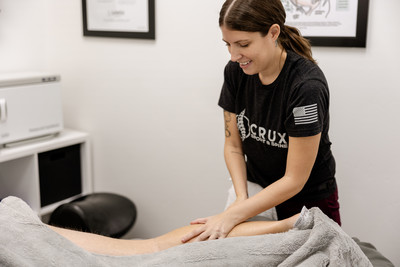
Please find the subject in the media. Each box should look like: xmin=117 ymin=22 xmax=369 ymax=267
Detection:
xmin=224 ymin=180 xmax=278 ymax=221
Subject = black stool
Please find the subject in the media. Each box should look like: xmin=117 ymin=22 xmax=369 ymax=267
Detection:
xmin=49 ymin=192 xmax=137 ymax=238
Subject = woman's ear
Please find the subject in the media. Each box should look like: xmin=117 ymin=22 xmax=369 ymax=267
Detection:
xmin=268 ymin=24 xmax=281 ymax=42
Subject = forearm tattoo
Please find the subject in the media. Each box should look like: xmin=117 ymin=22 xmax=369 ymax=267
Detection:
xmin=224 ymin=110 xmax=232 ymax=137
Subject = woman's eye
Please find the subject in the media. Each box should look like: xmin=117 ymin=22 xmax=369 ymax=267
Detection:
xmin=240 ymin=44 xmax=249 ymax=48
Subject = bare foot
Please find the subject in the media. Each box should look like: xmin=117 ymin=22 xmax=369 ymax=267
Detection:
xmin=285 ymin=213 xmax=301 ymax=229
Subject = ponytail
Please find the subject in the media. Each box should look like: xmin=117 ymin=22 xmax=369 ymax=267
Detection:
xmin=280 ymin=25 xmax=316 ymax=64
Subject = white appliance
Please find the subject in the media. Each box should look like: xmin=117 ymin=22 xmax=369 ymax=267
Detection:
xmin=0 ymin=72 xmax=63 ymax=146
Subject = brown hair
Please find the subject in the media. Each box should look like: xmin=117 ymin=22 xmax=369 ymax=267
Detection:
xmin=219 ymin=0 xmax=316 ymax=64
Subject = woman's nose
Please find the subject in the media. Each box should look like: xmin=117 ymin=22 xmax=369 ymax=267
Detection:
xmin=229 ymin=47 xmax=241 ymax=62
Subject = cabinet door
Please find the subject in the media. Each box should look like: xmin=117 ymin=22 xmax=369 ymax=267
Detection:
xmin=38 ymin=144 xmax=82 ymax=207
xmin=0 ymin=155 xmax=41 ymax=212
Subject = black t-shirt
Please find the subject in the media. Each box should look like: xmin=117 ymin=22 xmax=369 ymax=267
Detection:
xmin=218 ymin=50 xmax=336 ymax=201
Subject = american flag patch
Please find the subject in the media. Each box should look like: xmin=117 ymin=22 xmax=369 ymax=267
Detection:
xmin=293 ymin=103 xmax=318 ymax=125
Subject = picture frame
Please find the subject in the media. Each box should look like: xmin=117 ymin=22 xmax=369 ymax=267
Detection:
xmin=283 ymin=0 xmax=369 ymax=47
xmin=82 ymin=0 xmax=155 ymax=40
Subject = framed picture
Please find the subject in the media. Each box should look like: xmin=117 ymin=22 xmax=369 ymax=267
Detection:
xmin=282 ymin=0 xmax=369 ymax=47
xmin=82 ymin=0 xmax=155 ymax=40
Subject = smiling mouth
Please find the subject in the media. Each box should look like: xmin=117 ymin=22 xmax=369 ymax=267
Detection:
xmin=238 ymin=60 xmax=251 ymax=66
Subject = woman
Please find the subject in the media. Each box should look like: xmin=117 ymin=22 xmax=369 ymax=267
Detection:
xmin=182 ymin=0 xmax=340 ymax=243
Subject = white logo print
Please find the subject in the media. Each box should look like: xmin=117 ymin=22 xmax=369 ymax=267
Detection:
xmin=237 ymin=109 xmax=250 ymax=141
xmin=236 ymin=109 xmax=288 ymax=148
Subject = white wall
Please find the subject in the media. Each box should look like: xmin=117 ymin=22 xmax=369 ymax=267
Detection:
xmin=0 ymin=1 xmax=47 ymax=71
xmin=1 ymin=0 xmax=399 ymax=265
xmin=313 ymin=1 xmax=400 ymax=263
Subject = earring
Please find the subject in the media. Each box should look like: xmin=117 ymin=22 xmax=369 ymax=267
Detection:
xmin=275 ymin=40 xmax=278 ymax=47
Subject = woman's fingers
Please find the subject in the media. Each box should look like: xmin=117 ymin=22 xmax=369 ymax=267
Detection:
xmin=190 ymin=217 xmax=208 ymax=225
xmin=196 ymin=231 xmax=226 ymax=242
xmin=181 ymin=225 xmax=205 ymax=243
xmin=182 ymin=212 xmax=236 ymax=243
xmin=194 ymin=231 xmax=211 ymax=242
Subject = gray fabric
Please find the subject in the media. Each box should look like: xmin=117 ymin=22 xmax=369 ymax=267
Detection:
xmin=0 ymin=196 xmax=372 ymax=267
xmin=353 ymin=238 xmax=394 ymax=267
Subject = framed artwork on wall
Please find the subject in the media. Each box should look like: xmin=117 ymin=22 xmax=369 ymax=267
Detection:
xmin=82 ymin=0 xmax=155 ymax=40
xmin=282 ymin=0 xmax=369 ymax=47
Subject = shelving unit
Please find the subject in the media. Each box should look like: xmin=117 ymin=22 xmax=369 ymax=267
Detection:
xmin=0 ymin=129 xmax=92 ymax=215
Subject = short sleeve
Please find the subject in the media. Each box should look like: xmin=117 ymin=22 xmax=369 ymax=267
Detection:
xmin=285 ymin=79 xmax=329 ymax=137
xmin=218 ymin=61 xmax=239 ymax=113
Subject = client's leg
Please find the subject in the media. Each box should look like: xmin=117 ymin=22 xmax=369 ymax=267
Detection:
xmin=49 ymin=213 xmax=299 ymax=256
xmin=48 ymin=225 xmax=156 ymax=255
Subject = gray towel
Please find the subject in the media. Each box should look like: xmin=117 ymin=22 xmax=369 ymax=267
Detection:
xmin=0 ymin=196 xmax=372 ymax=266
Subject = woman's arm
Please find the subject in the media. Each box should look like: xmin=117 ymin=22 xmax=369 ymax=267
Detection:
xmin=185 ymin=110 xmax=248 ymax=229
xmin=226 ymin=134 xmax=321 ymax=222
xmin=182 ymin=133 xmax=320 ymax=242
xmin=223 ymin=110 xmax=248 ymax=202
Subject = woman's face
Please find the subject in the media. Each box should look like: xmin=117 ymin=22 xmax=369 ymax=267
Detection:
xmin=221 ymin=25 xmax=277 ymax=77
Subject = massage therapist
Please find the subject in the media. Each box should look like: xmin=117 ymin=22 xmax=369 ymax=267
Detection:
xmin=182 ymin=0 xmax=340 ymax=243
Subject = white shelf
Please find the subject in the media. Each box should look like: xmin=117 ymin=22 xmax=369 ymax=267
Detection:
xmin=0 ymin=129 xmax=88 ymax=162
xmin=0 ymin=129 xmax=93 ymax=215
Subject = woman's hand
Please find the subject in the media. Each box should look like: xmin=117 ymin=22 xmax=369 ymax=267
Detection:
xmin=181 ymin=210 xmax=240 ymax=243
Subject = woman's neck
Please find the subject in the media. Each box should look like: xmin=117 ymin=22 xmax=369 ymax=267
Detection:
xmin=258 ymin=48 xmax=287 ymax=85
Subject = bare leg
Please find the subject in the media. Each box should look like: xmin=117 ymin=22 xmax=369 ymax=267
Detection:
xmin=49 ymin=213 xmax=299 ymax=256
xmin=48 ymin=226 xmax=157 ymax=255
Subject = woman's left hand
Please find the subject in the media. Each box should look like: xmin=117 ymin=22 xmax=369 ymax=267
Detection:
xmin=181 ymin=210 xmax=239 ymax=243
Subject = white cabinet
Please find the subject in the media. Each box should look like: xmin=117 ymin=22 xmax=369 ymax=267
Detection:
xmin=0 ymin=129 xmax=92 ymax=215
